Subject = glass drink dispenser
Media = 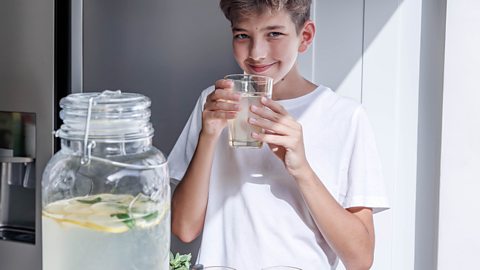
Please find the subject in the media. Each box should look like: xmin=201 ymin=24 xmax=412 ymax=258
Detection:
xmin=42 ymin=91 xmax=170 ymax=270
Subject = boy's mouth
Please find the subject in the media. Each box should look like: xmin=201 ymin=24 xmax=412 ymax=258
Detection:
xmin=248 ymin=63 xmax=275 ymax=73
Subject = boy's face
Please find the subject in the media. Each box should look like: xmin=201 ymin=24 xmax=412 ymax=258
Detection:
xmin=231 ymin=9 xmax=306 ymax=84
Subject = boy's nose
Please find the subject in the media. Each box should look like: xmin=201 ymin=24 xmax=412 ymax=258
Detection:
xmin=248 ymin=40 xmax=267 ymax=61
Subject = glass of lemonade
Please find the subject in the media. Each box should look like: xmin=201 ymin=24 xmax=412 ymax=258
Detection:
xmin=225 ymin=74 xmax=273 ymax=148
xmin=42 ymin=91 xmax=170 ymax=270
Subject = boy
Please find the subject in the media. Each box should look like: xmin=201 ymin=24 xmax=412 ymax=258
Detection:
xmin=168 ymin=1 xmax=389 ymax=269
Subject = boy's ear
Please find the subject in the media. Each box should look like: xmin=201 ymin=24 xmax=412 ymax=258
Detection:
xmin=298 ymin=20 xmax=315 ymax=53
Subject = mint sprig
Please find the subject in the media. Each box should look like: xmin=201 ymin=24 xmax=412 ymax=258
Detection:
xmin=169 ymin=252 xmax=192 ymax=270
xmin=110 ymin=213 xmax=136 ymax=229
xmin=142 ymin=210 xmax=159 ymax=222
xmin=77 ymin=197 xmax=102 ymax=204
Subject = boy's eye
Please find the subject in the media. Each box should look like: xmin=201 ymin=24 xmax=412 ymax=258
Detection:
xmin=268 ymin=32 xmax=283 ymax=38
xmin=234 ymin=34 xmax=249 ymax=40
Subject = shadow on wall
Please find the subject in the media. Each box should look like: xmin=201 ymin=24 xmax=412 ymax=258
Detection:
xmin=306 ymin=0 xmax=402 ymax=95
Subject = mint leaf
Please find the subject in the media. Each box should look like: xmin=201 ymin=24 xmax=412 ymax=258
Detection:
xmin=169 ymin=252 xmax=192 ymax=270
xmin=178 ymin=254 xmax=191 ymax=262
xmin=77 ymin=197 xmax=102 ymax=204
xmin=110 ymin=213 xmax=136 ymax=229
xmin=142 ymin=211 xmax=159 ymax=222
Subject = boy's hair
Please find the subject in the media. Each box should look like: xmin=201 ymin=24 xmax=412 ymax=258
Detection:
xmin=219 ymin=0 xmax=311 ymax=32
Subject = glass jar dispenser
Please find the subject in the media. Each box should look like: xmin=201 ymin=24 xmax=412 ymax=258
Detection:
xmin=42 ymin=90 xmax=170 ymax=270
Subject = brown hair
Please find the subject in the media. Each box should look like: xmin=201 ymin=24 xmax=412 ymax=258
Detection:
xmin=219 ymin=0 xmax=311 ymax=32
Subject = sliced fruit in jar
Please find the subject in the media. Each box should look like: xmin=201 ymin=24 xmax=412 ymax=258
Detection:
xmin=42 ymin=193 xmax=167 ymax=233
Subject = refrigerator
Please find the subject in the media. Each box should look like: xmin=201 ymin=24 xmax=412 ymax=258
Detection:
xmin=0 ymin=0 xmax=70 ymax=269
xmin=0 ymin=0 xmax=239 ymax=269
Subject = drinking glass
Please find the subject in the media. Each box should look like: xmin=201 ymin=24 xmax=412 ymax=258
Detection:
xmin=224 ymin=74 xmax=273 ymax=148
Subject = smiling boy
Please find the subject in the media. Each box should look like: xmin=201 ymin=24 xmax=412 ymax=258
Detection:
xmin=168 ymin=1 xmax=389 ymax=269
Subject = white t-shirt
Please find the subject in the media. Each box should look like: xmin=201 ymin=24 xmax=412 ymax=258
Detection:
xmin=168 ymin=85 xmax=389 ymax=270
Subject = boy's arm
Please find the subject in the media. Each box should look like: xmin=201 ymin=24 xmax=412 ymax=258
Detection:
xmin=171 ymin=80 xmax=240 ymax=243
xmin=296 ymin=169 xmax=375 ymax=270
xmin=171 ymin=132 xmax=218 ymax=243
xmin=250 ymin=97 xmax=374 ymax=270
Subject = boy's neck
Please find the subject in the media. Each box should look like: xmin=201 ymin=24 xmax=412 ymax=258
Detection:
xmin=271 ymin=64 xmax=317 ymax=101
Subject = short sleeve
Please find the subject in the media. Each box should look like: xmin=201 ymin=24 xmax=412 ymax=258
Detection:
xmin=342 ymin=107 xmax=390 ymax=213
xmin=167 ymin=86 xmax=214 ymax=181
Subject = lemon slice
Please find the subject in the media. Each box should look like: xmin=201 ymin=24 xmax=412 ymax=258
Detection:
xmin=42 ymin=193 xmax=167 ymax=233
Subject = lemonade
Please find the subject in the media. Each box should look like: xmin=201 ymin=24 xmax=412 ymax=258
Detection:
xmin=42 ymin=193 xmax=170 ymax=270
xmin=228 ymin=93 xmax=265 ymax=148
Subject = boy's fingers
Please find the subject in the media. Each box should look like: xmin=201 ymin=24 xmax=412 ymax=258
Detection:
xmin=250 ymin=104 xmax=280 ymax=122
xmin=205 ymin=110 xmax=237 ymax=120
xmin=251 ymin=132 xmax=284 ymax=146
xmin=205 ymin=100 xmax=240 ymax=112
xmin=213 ymin=111 xmax=236 ymax=119
xmin=214 ymin=79 xmax=234 ymax=89
xmin=261 ymin=97 xmax=288 ymax=115
xmin=248 ymin=117 xmax=289 ymax=136
xmin=208 ymin=88 xmax=241 ymax=102
xmin=250 ymin=104 xmax=297 ymax=129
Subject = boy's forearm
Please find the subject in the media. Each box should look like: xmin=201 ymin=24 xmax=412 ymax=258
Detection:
xmin=171 ymin=131 xmax=218 ymax=242
xmin=295 ymin=167 xmax=374 ymax=270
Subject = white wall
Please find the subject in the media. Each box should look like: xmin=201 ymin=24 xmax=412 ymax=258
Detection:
xmin=300 ymin=1 xmax=480 ymax=269
xmin=414 ymin=0 xmax=446 ymax=269
xmin=362 ymin=1 xmax=407 ymax=268
xmin=301 ymin=1 xmax=422 ymax=269
xmin=437 ymin=1 xmax=480 ymax=269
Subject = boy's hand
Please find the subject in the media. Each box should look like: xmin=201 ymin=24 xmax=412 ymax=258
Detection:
xmin=249 ymin=97 xmax=309 ymax=178
xmin=201 ymin=79 xmax=241 ymax=138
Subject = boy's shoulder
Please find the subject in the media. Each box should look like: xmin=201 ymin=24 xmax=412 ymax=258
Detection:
xmin=313 ymin=84 xmax=363 ymax=114
xmin=299 ymin=85 xmax=370 ymax=130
